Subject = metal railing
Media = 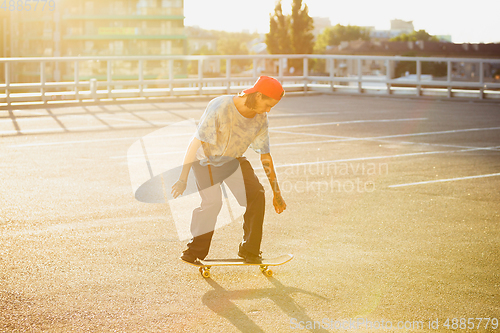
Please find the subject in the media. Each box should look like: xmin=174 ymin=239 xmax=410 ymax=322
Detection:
xmin=1 ymin=54 xmax=499 ymax=108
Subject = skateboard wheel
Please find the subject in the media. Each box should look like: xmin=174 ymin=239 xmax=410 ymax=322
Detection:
xmin=201 ymin=268 xmax=211 ymax=278
xmin=264 ymin=269 xmax=273 ymax=277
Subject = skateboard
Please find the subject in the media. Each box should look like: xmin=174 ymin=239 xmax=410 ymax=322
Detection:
xmin=181 ymin=254 xmax=293 ymax=278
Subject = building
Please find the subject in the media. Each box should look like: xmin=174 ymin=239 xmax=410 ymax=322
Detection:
xmin=2 ymin=0 xmax=187 ymax=82
xmin=0 ymin=9 xmax=9 ymax=58
xmin=364 ymin=19 xmax=413 ymax=41
xmin=312 ymin=17 xmax=332 ymax=38
xmin=390 ymin=19 xmax=414 ymax=33
xmin=325 ymin=40 xmax=500 ymax=81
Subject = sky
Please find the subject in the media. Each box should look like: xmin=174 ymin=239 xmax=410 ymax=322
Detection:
xmin=184 ymin=0 xmax=500 ymax=44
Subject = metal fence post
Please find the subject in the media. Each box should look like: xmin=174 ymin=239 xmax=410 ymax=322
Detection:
xmin=329 ymin=58 xmax=335 ymax=92
xmin=5 ymin=62 xmax=10 ymax=106
xmin=226 ymin=58 xmax=231 ymax=94
xmin=74 ymin=60 xmax=80 ymax=102
xmin=479 ymin=61 xmax=484 ymax=99
xmin=40 ymin=61 xmax=46 ymax=104
xmin=357 ymin=58 xmax=362 ymax=94
xmin=107 ymin=60 xmax=112 ymax=99
xmin=169 ymin=59 xmax=174 ymax=96
xmin=416 ymin=59 xmax=422 ymax=96
xmin=303 ymin=57 xmax=308 ymax=94
xmin=139 ymin=60 xmax=144 ymax=98
xmin=90 ymin=78 xmax=97 ymax=101
xmin=447 ymin=60 xmax=452 ymax=98
xmin=198 ymin=58 xmax=203 ymax=95
xmin=385 ymin=58 xmax=392 ymax=95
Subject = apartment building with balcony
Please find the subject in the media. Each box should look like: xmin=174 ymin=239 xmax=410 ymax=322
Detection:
xmin=3 ymin=0 xmax=187 ymax=82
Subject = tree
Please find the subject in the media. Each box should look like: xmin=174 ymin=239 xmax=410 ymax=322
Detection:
xmin=215 ymin=33 xmax=254 ymax=73
xmin=217 ymin=37 xmax=249 ymax=56
xmin=390 ymin=29 xmax=439 ymax=42
xmin=266 ymin=0 xmax=315 ymax=72
xmin=187 ymin=29 xmax=258 ymax=74
xmin=290 ymin=0 xmax=314 ymax=54
xmin=314 ymin=24 xmax=371 ymax=53
xmin=266 ymin=1 xmax=292 ymax=54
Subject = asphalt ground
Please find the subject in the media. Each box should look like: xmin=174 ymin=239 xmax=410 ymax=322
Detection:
xmin=1 ymin=95 xmax=499 ymax=332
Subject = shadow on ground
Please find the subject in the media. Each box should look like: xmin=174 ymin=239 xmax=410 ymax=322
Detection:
xmin=202 ymin=277 xmax=330 ymax=332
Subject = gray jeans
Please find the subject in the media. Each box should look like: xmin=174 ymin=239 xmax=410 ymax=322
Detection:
xmin=186 ymin=157 xmax=265 ymax=259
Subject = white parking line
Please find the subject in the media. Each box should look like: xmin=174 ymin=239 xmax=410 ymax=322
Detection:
xmin=0 ymin=118 xmax=175 ymax=136
xmin=271 ymin=126 xmax=500 ymax=146
xmin=254 ymin=145 xmax=499 ymax=171
xmin=271 ymin=129 xmax=500 ymax=151
xmin=0 ymin=109 xmax=335 ymax=128
xmin=269 ymin=111 xmax=339 ymax=118
xmin=5 ymin=117 xmax=417 ymax=147
xmin=272 ymin=117 xmax=427 ymax=130
xmin=8 ymin=121 xmax=500 ymax=152
xmin=97 ymin=115 xmax=176 ymax=126
xmin=9 ymin=132 xmax=193 ymax=148
xmin=116 ymin=150 xmax=185 ymax=160
xmin=388 ymin=173 xmax=500 ymax=188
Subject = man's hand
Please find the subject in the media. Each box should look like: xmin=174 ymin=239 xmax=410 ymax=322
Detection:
xmin=171 ymin=179 xmax=187 ymax=199
xmin=273 ymin=192 xmax=287 ymax=214
xmin=171 ymin=138 xmax=203 ymax=199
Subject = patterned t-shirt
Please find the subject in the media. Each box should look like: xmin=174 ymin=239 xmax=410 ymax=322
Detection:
xmin=195 ymin=95 xmax=270 ymax=166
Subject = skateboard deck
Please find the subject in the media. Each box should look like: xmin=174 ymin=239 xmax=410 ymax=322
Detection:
xmin=181 ymin=254 xmax=293 ymax=278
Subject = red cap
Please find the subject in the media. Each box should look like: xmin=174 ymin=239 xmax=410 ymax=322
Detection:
xmin=243 ymin=76 xmax=284 ymax=101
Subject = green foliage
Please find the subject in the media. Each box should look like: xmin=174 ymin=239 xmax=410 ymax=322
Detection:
xmin=188 ymin=30 xmax=258 ymax=74
xmin=314 ymin=24 xmax=371 ymax=53
xmin=217 ymin=36 xmax=252 ymax=72
xmin=206 ymin=30 xmax=259 ymax=55
xmin=266 ymin=0 xmax=314 ymax=55
xmin=217 ymin=37 xmax=249 ymax=56
xmin=390 ymin=29 xmax=439 ymax=42
xmin=192 ymin=45 xmax=216 ymax=56
xmin=266 ymin=1 xmax=292 ymax=54
xmin=290 ymin=0 xmax=314 ymax=54
xmin=266 ymin=0 xmax=315 ymax=71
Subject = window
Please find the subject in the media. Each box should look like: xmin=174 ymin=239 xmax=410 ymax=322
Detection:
xmin=84 ymin=1 xmax=94 ymax=14
xmin=85 ymin=21 xmax=94 ymax=35
xmin=162 ymin=0 xmax=182 ymax=8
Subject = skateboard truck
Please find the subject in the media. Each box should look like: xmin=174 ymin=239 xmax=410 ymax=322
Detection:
xmin=183 ymin=254 xmax=293 ymax=278
xmin=198 ymin=265 xmax=273 ymax=278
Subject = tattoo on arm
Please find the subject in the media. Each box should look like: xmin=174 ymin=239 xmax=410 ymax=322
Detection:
xmin=262 ymin=160 xmax=271 ymax=176
xmin=262 ymin=157 xmax=281 ymax=194
xmin=271 ymin=179 xmax=279 ymax=192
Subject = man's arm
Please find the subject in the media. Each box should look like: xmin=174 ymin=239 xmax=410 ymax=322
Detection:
xmin=261 ymin=153 xmax=286 ymax=214
xmin=171 ymin=137 xmax=202 ymax=198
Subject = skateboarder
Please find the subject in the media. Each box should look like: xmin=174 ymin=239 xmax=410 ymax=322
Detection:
xmin=172 ymin=76 xmax=287 ymax=264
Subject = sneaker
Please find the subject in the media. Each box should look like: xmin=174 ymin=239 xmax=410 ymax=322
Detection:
xmin=238 ymin=243 xmax=263 ymax=264
xmin=180 ymin=250 xmax=199 ymax=264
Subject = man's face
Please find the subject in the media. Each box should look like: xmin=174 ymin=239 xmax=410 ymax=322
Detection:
xmin=253 ymin=93 xmax=280 ymax=114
